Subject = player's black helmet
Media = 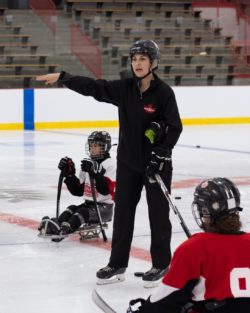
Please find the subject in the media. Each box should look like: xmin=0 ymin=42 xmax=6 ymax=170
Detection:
xmin=86 ymin=131 xmax=111 ymax=160
xmin=192 ymin=177 xmax=241 ymax=229
xmin=129 ymin=40 xmax=160 ymax=70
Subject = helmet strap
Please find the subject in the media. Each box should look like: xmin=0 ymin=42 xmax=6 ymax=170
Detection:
xmin=132 ymin=68 xmax=155 ymax=83
xmin=130 ymin=59 xmax=156 ymax=81
xmin=138 ymin=70 xmax=152 ymax=80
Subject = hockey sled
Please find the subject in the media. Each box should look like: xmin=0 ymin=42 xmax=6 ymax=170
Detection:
xmin=78 ymin=223 xmax=108 ymax=240
xmin=37 ymin=233 xmax=66 ymax=242
xmin=38 ymin=172 xmax=109 ymax=242
xmin=38 ymin=223 xmax=108 ymax=241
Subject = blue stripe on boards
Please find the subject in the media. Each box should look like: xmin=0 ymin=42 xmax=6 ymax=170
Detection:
xmin=23 ymin=89 xmax=34 ymax=130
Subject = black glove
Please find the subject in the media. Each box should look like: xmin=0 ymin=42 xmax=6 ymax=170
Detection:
xmin=127 ymin=298 xmax=146 ymax=313
xmin=146 ymin=146 xmax=172 ymax=181
xmin=58 ymin=157 xmax=75 ymax=177
xmin=145 ymin=121 xmax=166 ymax=145
xmin=81 ymin=158 xmax=106 ymax=177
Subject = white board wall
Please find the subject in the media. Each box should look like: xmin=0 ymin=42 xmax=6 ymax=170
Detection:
xmin=0 ymin=86 xmax=250 ymax=129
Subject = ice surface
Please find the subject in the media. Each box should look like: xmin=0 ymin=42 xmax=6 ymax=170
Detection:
xmin=1 ymin=125 xmax=250 ymax=313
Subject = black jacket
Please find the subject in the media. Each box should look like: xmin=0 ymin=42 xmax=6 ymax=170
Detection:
xmin=59 ymin=72 xmax=182 ymax=172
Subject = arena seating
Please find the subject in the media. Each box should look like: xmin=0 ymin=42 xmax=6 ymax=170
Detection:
xmin=0 ymin=8 xmax=59 ymax=88
xmin=0 ymin=54 xmax=49 ymax=64
xmin=0 ymin=24 xmax=22 ymax=34
xmin=0 ymin=63 xmax=57 ymax=75
xmin=0 ymin=74 xmax=37 ymax=88
xmin=0 ymin=1 xmax=249 ymax=87
xmin=0 ymin=43 xmax=38 ymax=54
xmin=0 ymin=6 xmax=7 ymax=17
xmin=62 ymin=0 xmax=250 ymax=85
xmin=0 ymin=33 xmax=31 ymax=44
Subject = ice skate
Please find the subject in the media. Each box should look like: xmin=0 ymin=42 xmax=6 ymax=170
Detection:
xmin=96 ymin=266 xmax=126 ymax=285
xmin=142 ymin=267 xmax=168 ymax=288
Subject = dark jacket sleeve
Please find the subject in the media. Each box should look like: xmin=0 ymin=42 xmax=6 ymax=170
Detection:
xmin=64 ymin=175 xmax=84 ymax=197
xmin=139 ymin=279 xmax=198 ymax=313
xmin=58 ymin=71 xmax=122 ymax=107
xmin=161 ymin=90 xmax=183 ymax=150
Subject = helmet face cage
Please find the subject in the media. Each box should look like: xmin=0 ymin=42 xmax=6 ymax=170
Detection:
xmin=129 ymin=40 xmax=160 ymax=70
xmin=192 ymin=203 xmax=204 ymax=229
xmin=192 ymin=177 xmax=241 ymax=229
xmin=85 ymin=131 xmax=111 ymax=160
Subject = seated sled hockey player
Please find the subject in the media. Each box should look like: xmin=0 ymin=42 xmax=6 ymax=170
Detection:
xmin=38 ymin=131 xmax=116 ymax=239
xmin=127 ymin=177 xmax=250 ymax=313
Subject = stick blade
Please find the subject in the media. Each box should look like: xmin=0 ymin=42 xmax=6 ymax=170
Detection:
xmin=92 ymin=288 xmax=117 ymax=313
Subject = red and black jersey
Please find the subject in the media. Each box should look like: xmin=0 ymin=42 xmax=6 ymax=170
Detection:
xmin=64 ymin=157 xmax=116 ymax=204
xmin=163 ymin=232 xmax=250 ymax=300
xmin=139 ymin=232 xmax=250 ymax=313
xmin=79 ymin=157 xmax=116 ymax=204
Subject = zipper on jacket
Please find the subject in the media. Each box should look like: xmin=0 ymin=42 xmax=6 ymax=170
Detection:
xmin=136 ymin=80 xmax=143 ymax=99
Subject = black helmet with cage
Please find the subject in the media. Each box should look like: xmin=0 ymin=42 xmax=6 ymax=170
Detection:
xmin=192 ymin=177 xmax=242 ymax=229
xmin=129 ymin=40 xmax=160 ymax=72
xmin=85 ymin=131 xmax=111 ymax=160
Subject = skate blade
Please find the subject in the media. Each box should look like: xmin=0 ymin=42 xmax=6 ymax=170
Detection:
xmin=37 ymin=233 xmax=67 ymax=240
xmin=96 ymin=274 xmax=125 ymax=285
xmin=143 ymin=279 xmax=161 ymax=288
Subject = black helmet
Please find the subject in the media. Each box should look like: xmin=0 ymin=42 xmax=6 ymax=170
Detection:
xmin=192 ymin=177 xmax=241 ymax=229
xmin=129 ymin=40 xmax=160 ymax=70
xmin=86 ymin=131 xmax=111 ymax=160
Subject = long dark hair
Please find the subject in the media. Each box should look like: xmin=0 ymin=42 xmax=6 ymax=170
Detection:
xmin=205 ymin=213 xmax=242 ymax=234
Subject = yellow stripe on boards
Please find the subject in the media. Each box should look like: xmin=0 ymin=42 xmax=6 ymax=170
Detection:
xmin=35 ymin=120 xmax=119 ymax=130
xmin=182 ymin=117 xmax=250 ymax=125
xmin=0 ymin=123 xmax=23 ymax=130
xmin=1 ymin=117 xmax=250 ymax=131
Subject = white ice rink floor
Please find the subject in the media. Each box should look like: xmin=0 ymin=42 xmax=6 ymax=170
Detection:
xmin=1 ymin=125 xmax=250 ymax=313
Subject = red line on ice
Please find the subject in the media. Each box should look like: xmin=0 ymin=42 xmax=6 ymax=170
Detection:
xmin=1 ymin=176 xmax=250 ymax=262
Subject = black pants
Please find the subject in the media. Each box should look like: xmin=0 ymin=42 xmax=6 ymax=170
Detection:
xmin=58 ymin=201 xmax=113 ymax=232
xmin=140 ymin=298 xmax=250 ymax=313
xmin=108 ymin=161 xmax=172 ymax=269
xmin=191 ymin=298 xmax=250 ymax=313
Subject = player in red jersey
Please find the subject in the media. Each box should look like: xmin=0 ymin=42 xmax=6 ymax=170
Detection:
xmin=127 ymin=177 xmax=250 ymax=313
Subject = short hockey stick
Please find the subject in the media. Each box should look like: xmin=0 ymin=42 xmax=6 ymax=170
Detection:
xmin=56 ymin=171 xmax=64 ymax=219
xmin=89 ymin=175 xmax=107 ymax=242
xmin=92 ymin=288 xmax=117 ymax=313
xmin=155 ymin=173 xmax=191 ymax=238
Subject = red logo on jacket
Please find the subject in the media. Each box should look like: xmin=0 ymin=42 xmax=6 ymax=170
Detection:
xmin=144 ymin=104 xmax=156 ymax=114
